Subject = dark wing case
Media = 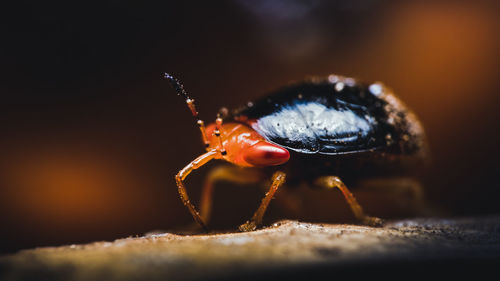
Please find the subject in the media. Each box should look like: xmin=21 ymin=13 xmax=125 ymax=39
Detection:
xmin=233 ymin=77 xmax=425 ymax=156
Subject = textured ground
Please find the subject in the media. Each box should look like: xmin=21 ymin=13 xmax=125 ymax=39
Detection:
xmin=2 ymin=217 xmax=500 ymax=281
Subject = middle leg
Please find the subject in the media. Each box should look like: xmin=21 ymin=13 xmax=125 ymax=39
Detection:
xmin=239 ymin=171 xmax=287 ymax=232
xmin=314 ymin=176 xmax=382 ymax=226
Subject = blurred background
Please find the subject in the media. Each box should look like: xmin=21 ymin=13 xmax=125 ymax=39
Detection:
xmin=1 ymin=0 xmax=499 ymax=254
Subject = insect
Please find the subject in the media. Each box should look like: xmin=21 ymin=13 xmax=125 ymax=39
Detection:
xmin=165 ymin=73 xmax=428 ymax=232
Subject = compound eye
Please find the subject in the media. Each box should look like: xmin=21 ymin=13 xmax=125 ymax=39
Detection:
xmin=242 ymin=141 xmax=290 ymax=167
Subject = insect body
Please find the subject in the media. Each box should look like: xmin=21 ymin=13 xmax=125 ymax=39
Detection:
xmin=165 ymin=74 xmax=427 ymax=232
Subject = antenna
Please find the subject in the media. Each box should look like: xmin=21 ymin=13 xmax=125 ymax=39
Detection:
xmin=164 ymin=73 xmax=199 ymax=117
xmin=164 ymin=73 xmax=209 ymax=148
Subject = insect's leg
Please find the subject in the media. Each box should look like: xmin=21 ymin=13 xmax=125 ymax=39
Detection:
xmin=239 ymin=171 xmax=286 ymax=232
xmin=259 ymin=184 xmax=303 ymax=219
xmin=315 ymin=176 xmax=383 ymax=226
xmin=199 ymin=166 xmax=265 ymax=224
xmin=175 ymin=150 xmax=219 ymax=231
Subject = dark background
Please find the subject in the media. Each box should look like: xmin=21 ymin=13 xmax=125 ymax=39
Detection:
xmin=1 ymin=0 xmax=499 ymax=254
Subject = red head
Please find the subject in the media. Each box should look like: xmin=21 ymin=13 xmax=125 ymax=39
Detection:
xmin=205 ymin=122 xmax=290 ymax=167
xmin=164 ymin=73 xmax=289 ymax=168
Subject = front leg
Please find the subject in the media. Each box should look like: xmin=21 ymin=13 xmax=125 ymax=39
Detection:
xmin=239 ymin=171 xmax=286 ymax=232
xmin=175 ymin=150 xmax=219 ymax=231
xmin=314 ymin=176 xmax=383 ymax=226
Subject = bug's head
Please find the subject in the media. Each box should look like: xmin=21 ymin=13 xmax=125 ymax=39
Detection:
xmin=205 ymin=122 xmax=290 ymax=167
xmin=165 ymin=73 xmax=289 ymax=168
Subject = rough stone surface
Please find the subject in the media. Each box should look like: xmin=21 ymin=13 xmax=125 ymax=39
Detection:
xmin=2 ymin=217 xmax=500 ymax=281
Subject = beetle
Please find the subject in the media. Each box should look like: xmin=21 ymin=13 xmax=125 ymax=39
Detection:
xmin=164 ymin=73 xmax=428 ymax=232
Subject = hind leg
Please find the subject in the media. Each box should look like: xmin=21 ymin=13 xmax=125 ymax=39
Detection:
xmin=314 ymin=176 xmax=383 ymax=226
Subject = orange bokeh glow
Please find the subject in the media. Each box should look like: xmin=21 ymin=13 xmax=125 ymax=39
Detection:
xmin=2 ymin=146 xmax=149 ymax=223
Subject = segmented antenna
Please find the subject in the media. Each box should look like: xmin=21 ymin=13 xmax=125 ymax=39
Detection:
xmin=164 ymin=73 xmax=209 ymax=148
xmin=214 ymin=113 xmax=227 ymax=155
xmin=164 ymin=73 xmax=189 ymax=100
xmin=164 ymin=73 xmax=199 ymax=117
